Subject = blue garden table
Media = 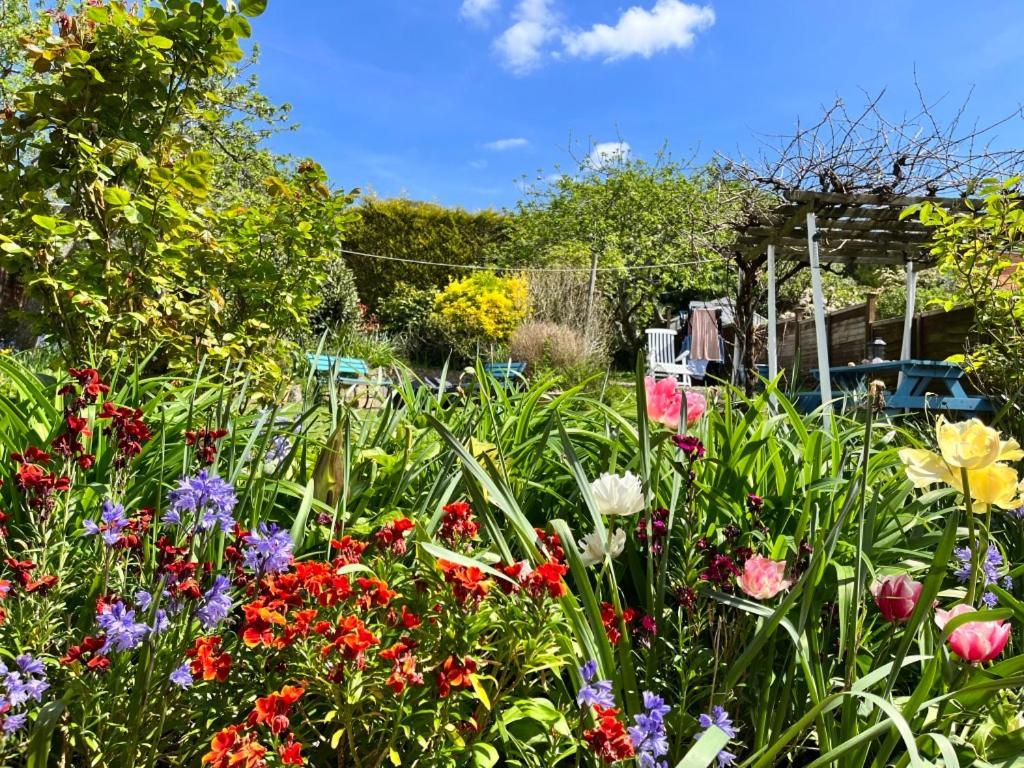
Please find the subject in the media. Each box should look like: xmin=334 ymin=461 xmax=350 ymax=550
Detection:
xmin=811 ymin=359 xmax=991 ymax=414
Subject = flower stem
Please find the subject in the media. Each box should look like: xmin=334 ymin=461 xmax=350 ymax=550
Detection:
xmin=961 ymin=468 xmax=979 ymax=605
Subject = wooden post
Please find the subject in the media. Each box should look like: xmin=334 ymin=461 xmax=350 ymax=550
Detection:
xmin=807 ymin=213 xmax=832 ymax=427
xmin=767 ymin=245 xmax=778 ymax=382
xmin=864 ymin=292 xmax=877 ymax=359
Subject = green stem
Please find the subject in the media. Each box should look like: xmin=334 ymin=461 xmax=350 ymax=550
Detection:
xmin=962 ymin=468 xmax=978 ymax=605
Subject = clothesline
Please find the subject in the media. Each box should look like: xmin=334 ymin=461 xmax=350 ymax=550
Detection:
xmin=340 ymin=247 xmax=736 ymax=274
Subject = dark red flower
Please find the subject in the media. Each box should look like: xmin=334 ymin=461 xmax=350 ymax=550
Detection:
xmin=374 ymin=516 xmax=415 ymax=555
xmin=584 ymin=705 xmax=635 ymax=763
xmin=437 ymin=561 xmax=490 ymax=607
xmin=436 ymin=655 xmax=476 ymax=698
xmin=438 ymin=501 xmax=479 ymax=547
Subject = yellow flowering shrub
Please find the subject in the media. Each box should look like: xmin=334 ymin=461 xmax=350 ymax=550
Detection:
xmin=430 ymin=272 xmax=530 ymax=357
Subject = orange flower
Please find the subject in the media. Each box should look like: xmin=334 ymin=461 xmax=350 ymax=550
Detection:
xmin=247 ymin=685 xmax=304 ymax=735
xmin=355 ymin=577 xmax=396 ymax=611
xmin=187 ymin=636 xmax=232 ymax=683
xmin=437 ymin=561 xmax=490 ymax=606
xmin=279 ymin=738 xmax=304 ymax=766
xmin=241 ymin=599 xmax=287 ymax=648
xmin=330 ymin=535 xmax=368 ymax=566
xmin=202 ymin=725 xmax=268 ymax=768
xmin=525 ymin=560 xmax=568 ymax=599
xmin=436 ymin=655 xmax=477 ymax=698
xmin=322 ymin=614 xmax=379 ymax=662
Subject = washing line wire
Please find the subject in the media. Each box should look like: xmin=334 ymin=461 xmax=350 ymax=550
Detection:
xmin=339 ymin=247 xmax=736 ymax=273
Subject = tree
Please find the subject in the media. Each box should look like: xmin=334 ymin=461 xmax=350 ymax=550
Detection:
xmin=0 ymin=1 xmax=356 ymax=378
xmin=500 ymin=152 xmax=739 ymax=357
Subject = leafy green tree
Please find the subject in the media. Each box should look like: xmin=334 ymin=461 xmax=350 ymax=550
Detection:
xmin=500 ymin=153 xmax=738 ymax=356
xmin=342 ymin=197 xmax=507 ymax=313
xmin=0 ymin=0 xmax=355 ymax=378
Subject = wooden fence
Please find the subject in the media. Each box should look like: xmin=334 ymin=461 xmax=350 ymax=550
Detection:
xmin=766 ymin=295 xmax=976 ymax=386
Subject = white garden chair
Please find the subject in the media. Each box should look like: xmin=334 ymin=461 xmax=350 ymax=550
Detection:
xmin=646 ymin=328 xmax=694 ymax=387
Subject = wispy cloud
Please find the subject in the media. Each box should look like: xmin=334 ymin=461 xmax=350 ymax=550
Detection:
xmin=494 ymin=0 xmax=559 ymax=75
xmin=485 ymin=137 xmax=531 ymax=151
xmin=564 ymin=1 xmax=715 ymax=61
xmin=460 ymin=0 xmax=500 ymax=24
xmin=588 ymin=141 xmax=631 ymax=168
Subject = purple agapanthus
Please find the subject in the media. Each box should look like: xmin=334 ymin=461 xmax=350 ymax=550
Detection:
xmin=83 ymin=499 xmax=129 ymax=546
xmin=697 ymin=706 xmax=738 ymax=767
xmin=96 ymin=601 xmax=150 ymax=653
xmin=164 ymin=470 xmax=237 ymax=534
xmin=170 ymin=662 xmax=193 ymax=689
xmin=242 ymin=523 xmax=294 ymax=575
xmin=577 ymin=660 xmax=616 ymax=709
xmin=953 ymin=545 xmax=1012 ymax=606
xmin=630 ymin=692 xmax=671 ymax=768
xmin=1 ymin=712 xmax=27 ymax=733
xmin=196 ymin=575 xmax=233 ymax=629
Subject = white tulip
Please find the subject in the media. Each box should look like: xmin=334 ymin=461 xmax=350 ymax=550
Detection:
xmin=589 ymin=471 xmax=645 ymax=517
xmin=579 ymin=528 xmax=626 ymax=567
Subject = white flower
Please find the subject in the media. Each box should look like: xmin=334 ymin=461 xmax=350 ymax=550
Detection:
xmin=590 ymin=471 xmax=645 ymax=516
xmin=579 ymin=528 xmax=626 ymax=567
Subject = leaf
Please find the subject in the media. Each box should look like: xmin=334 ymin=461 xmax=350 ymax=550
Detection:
xmin=471 ymin=743 xmax=499 ymax=768
xmin=26 ymin=700 xmax=65 ymax=768
xmin=468 ymin=673 xmax=491 ymax=710
xmin=102 ymin=186 xmax=131 ymax=206
xmin=147 ymin=35 xmax=173 ymax=49
xmin=239 ymin=0 xmax=267 ymax=16
xmin=675 ymin=726 xmax=730 ymax=768
xmin=289 ymin=478 xmax=315 ymax=551
xmin=30 ymin=214 xmax=58 ymax=231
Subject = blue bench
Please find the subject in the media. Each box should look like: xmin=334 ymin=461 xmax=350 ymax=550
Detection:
xmin=482 ymin=361 xmax=527 ymax=387
xmin=306 ymin=354 xmax=391 ymax=387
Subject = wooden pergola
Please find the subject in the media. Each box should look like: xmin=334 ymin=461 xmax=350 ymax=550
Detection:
xmin=736 ymin=190 xmax=969 ymax=422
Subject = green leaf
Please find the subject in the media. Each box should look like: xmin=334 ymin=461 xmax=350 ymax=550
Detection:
xmin=147 ymin=35 xmax=174 ymax=49
xmin=103 ymin=187 xmax=131 ymax=207
xmin=470 ymin=743 xmax=498 ymax=768
xmin=675 ymin=726 xmax=730 ymax=768
xmin=289 ymin=479 xmax=315 ymax=551
xmin=239 ymin=0 xmax=267 ymax=16
xmin=31 ymin=214 xmax=58 ymax=231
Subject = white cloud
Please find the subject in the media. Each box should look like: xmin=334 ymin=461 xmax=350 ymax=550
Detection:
xmin=494 ymin=0 xmax=559 ymax=74
xmin=485 ymin=137 xmax=530 ymax=151
xmin=589 ymin=142 xmax=631 ymax=168
xmin=563 ymin=0 xmax=714 ymax=61
xmin=460 ymin=0 xmax=500 ymax=23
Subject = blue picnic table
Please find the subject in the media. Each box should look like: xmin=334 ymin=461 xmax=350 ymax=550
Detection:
xmin=811 ymin=359 xmax=991 ymax=414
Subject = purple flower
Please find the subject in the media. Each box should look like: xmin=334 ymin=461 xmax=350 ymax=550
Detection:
xmin=1 ymin=655 xmax=48 ymax=709
xmin=15 ymin=656 xmax=44 ymax=677
xmin=2 ymin=713 xmax=27 ymax=733
xmin=1009 ymin=505 xmax=1024 ymax=520
xmin=170 ymin=663 xmax=193 ymax=689
xmin=577 ymin=660 xmax=616 ymax=709
xmin=697 ymin=706 xmax=738 ymax=767
xmin=953 ymin=545 xmax=1009 ymax=603
xmin=83 ymin=499 xmax=129 ymax=546
xmin=630 ymin=691 xmax=671 ymax=768
xmin=243 ymin=523 xmax=294 ymax=575
xmin=265 ymin=435 xmax=291 ymax=465
xmin=196 ymin=575 xmax=233 ymax=629
xmin=96 ymin=601 xmax=150 ymax=653
xmin=165 ymin=470 xmax=237 ymax=534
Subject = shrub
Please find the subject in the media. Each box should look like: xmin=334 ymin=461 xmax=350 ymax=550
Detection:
xmin=430 ymin=272 xmax=530 ymax=358
xmin=309 ymin=256 xmax=362 ymax=337
xmin=510 ymin=321 xmax=606 ymax=378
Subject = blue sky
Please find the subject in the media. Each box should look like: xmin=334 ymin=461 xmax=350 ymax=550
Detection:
xmin=248 ymin=1 xmax=1024 ymax=211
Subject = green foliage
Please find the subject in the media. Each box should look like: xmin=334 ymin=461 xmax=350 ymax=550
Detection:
xmin=909 ymin=178 xmax=1024 ymax=417
xmin=499 ymin=154 xmax=739 ymax=355
xmin=430 ymin=271 xmax=530 ymax=359
xmin=309 ymin=255 xmax=362 ymax=337
xmin=0 ymin=2 xmax=356 ymax=381
xmin=342 ymin=197 xmax=508 ymax=313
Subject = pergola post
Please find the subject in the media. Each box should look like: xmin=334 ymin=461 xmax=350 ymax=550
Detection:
xmin=767 ymin=245 xmax=778 ymax=381
xmin=806 ymin=213 xmax=832 ymax=426
xmin=898 ymin=258 xmax=917 ymax=390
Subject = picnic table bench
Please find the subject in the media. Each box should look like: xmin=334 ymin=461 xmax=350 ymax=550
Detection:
xmin=306 ymin=354 xmax=392 ymax=387
xmin=811 ymin=359 xmax=991 ymax=414
xmin=481 ymin=361 xmax=527 ymax=387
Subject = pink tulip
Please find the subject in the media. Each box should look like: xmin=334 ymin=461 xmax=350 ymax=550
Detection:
xmin=934 ymin=603 xmax=1012 ymax=663
xmin=644 ymin=377 xmax=706 ymax=430
xmin=737 ymin=555 xmax=792 ymax=600
xmin=870 ymin=574 xmax=923 ymax=623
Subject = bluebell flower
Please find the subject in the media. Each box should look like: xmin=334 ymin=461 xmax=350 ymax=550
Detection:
xmin=196 ymin=575 xmax=233 ymax=629
xmin=953 ymin=545 xmax=1010 ymax=604
xmin=2 ymin=712 xmax=26 ymax=733
xmin=15 ymin=656 xmax=44 ymax=677
xmin=265 ymin=435 xmax=292 ymax=465
xmin=1 ymin=655 xmax=48 ymax=709
xmin=982 ymin=591 xmax=999 ymax=608
xmin=83 ymin=499 xmax=129 ymax=546
xmin=135 ymin=590 xmax=153 ymax=611
xmin=577 ymin=659 xmax=616 ymax=708
xmin=631 ymin=691 xmax=671 ymax=768
xmin=242 ymin=523 xmax=294 ymax=575
xmin=1010 ymin=505 xmax=1024 ymax=520
xmin=96 ymin=601 xmax=150 ymax=653
xmin=697 ymin=706 xmax=738 ymax=767
xmin=169 ymin=663 xmax=193 ymax=689
xmin=164 ymin=470 xmax=238 ymax=534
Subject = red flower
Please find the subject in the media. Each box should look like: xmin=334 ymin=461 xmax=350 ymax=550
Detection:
xmin=247 ymin=684 xmax=304 ymax=735
xmin=97 ymin=401 xmax=152 ymax=466
xmin=187 ymin=636 xmax=232 ymax=682
xmin=202 ymin=725 xmax=268 ymax=768
xmin=438 ymin=501 xmax=479 ymax=546
xmin=584 ymin=705 xmax=635 ymax=763
xmin=330 ymin=535 xmax=367 ymax=566
xmin=279 ymin=738 xmax=304 ymax=765
xmin=322 ymin=614 xmax=379 ymax=663
xmin=436 ymin=655 xmax=477 ymax=698
xmin=599 ymin=602 xmax=639 ymax=646
xmin=185 ymin=427 xmax=229 ymax=466
xmin=437 ymin=561 xmax=490 ymax=607
xmin=380 ymin=640 xmax=423 ymax=694
xmin=241 ymin=600 xmax=287 ymax=648
xmin=374 ymin=516 xmax=415 ymax=555
xmin=68 ymin=367 xmax=109 ymax=400
xmin=355 ymin=577 xmax=396 ymax=611
xmin=60 ymin=635 xmax=107 ymax=671
xmin=524 ymin=560 xmax=568 ymax=599
xmin=535 ymin=527 xmax=566 ymax=563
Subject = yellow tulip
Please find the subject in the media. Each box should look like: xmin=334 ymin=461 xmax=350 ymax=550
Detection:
xmin=898 ymin=448 xmax=955 ymax=488
xmin=936 ymin=418 xmax=1003 ymax=469
xmin=948 ymin=463 xmax=1022 ymax=510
